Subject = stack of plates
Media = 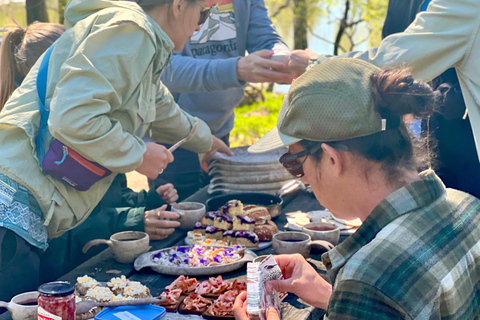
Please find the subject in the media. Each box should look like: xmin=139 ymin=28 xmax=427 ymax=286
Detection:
xmin=208 ymin=146 xmax=294 ymax=195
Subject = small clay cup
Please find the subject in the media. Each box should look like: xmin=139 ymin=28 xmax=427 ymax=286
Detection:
xmin=302 ymin=222 xmax=340 ymax=245
xmin=0 ymin=291 xmax=38 ymax=320
xmin=83 ymin=231 xmax=150 ymax=263
xmin=171 ymin=202 xmax=206 ymax=230
xmin=272 ymin=231 xmax=333 ymax=258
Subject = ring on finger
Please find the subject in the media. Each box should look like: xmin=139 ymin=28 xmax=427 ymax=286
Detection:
xmin=156 ymin=210 xmax=161 ymax=219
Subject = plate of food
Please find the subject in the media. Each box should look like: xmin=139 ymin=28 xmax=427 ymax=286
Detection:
xmin=286 ymin=210 xmax=362 ymax=235
xmin=134 ymin=245 xmax=256 ymax=276
xmin=184 ymin=235 xmax=272 ymax=252
xmin=157 ymin=275 xmax=246 ymax=318
xmin=74 ymin=275 xmax=159 ymax=320
xmin=187 ymin=199 xmax=279 ymax=253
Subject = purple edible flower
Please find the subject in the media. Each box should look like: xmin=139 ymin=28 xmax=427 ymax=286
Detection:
xmin=177 ymin=246 xmax=189 ymax=253
xmin=214 ymin=255 xmax=222 ymax=263
xmin=200 ymin=259 xmax=208 ymax=265
xmin=184 ymin=258 xmax=190 ymax=264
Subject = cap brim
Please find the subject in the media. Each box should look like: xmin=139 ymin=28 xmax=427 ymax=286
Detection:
xmin=248 ymin=126 xmax=301 ymax=154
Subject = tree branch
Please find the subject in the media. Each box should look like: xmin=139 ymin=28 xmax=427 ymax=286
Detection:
xmin=270 ymin=0 xmax=291 ymax=18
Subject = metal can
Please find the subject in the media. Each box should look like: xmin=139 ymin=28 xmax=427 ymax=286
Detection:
xmin=38 ymin=281 xmax=76 ymax=320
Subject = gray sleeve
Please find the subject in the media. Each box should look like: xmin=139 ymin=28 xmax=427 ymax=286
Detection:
xmin=245 ymin=0 xmax=290 ymax=55
xmin=161 ymin=55 xmax=242 ymax=93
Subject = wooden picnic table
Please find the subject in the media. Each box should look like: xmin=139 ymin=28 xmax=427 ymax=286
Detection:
xmin=0 ymin=186 xmax=328 ymax=320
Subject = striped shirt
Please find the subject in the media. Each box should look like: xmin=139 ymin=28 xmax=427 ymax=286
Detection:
xmin=322 ymin=170 xmax=480 ymax=319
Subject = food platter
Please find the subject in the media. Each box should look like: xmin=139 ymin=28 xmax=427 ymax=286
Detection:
xmin=184 ymin=236 xmax=271 ymax=252
xmin=286 ymin=210 xmax=362 ymax=235
xmin=134 ymin=246 xmax=257 ymax=276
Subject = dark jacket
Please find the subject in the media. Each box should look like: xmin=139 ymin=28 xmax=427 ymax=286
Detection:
xmin=40 ymin=174 xmax=166 ymax=282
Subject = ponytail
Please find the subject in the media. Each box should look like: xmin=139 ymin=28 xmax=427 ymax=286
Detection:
xmin=0 ymin=22 xmax=65 ymax=111
xmin=0 ymin=25 xmax=26 ymax=111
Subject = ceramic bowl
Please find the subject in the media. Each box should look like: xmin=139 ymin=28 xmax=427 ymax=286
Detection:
xmin=302 ymin=222 xmax=340 ymax=245
xmin=0 ymin=291 xmax=38 ymax=320
xmin=171 ymin=202 xmax=206 ymax=230
xmin=83 ymin=231 xmax=150 ymax=264
xmin=272 ymin=231 xmax=333 ymax=258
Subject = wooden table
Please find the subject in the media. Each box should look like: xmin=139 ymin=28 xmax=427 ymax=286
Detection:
xmin=1 ymin=187 xmax=327 ymax=320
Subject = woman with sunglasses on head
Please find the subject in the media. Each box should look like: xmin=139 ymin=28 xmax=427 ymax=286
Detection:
xmin=0 ymin=0 xmax=232 ymax=301
xmin=233 ymin=58 xmax=480 ymax=319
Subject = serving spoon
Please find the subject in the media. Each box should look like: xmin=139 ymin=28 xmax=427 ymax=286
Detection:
xmin=159 ymin=122 xmax=199 ymax=175
xmin=168 ymin=121 xmax=199 ymax=153
xmin=76 ymin=296 xmax=165 ymax=314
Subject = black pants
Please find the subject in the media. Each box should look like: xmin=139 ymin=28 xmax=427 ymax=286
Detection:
xmin=148 ymin=135 xmax=230 ymax=202
xmin=0 ymin=227 xmax=41 ymax=302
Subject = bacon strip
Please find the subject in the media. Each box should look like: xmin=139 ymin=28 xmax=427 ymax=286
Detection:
xmin=183 ymin=293 xmax=212 ymax=311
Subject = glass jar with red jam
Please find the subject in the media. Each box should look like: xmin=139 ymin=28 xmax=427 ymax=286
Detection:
xmin=38 ymin=281 xmax=76 ymax=320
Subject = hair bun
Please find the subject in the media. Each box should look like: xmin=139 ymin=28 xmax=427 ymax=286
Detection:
xmin=370 ymin=69 xmax=435 ymax=120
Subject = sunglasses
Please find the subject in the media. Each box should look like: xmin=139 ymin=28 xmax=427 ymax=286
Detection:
xmin=279 ymin=143 xmax=348 ymax=177
xmin=197 ymin=5 xmax=211 ymax=25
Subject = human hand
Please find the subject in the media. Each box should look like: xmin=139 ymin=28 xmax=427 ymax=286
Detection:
xmin=136 ymin=142 xmax=174 ymax=180
xmin=233 ymin=291 xmax=280 ymax=320
xmin=144 ymin=204 xmax=180 ymax=240
xmin=199 ymin=136 xmax=233 ymax=172
xmin=288 ymin=49 xmax=317 ymax=78
xmin=237 ymin=49 xmax=294 ymax=84
xmin=156 ymin=183 xmax=178 ymax=204
xmin=265 ymin=254 xmax=332 ymax=310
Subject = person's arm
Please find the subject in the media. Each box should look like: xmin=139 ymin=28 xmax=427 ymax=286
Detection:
xmin=48 ymin=23 xmax=155 ymax=173
xmin=161 ymin=54 xmax=243 ymax=92
xmin=312 ymin=0 xmax=479 ymax=81
xmin=325 ymin=280 xmax=412 ymax=320
xmin=265 ymin=254 xmax=332 ymax=310
xmin=245 ymin=0 xmax=289 ymax=56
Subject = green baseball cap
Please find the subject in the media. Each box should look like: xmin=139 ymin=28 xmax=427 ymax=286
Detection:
xmin=248 ymin=58 xmax=387 ymax=154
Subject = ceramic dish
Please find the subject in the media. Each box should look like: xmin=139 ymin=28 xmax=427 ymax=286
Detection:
xmin=208 ymin=180 xmax=293 ymax=192
xmin=286 ymin=210 xmax=361 ymax=236
xmin=209 ymin=173 xmax=292 ymax=185
xmin=210 ymin=146 xmax=287 ymax=166
xmin=208 ymin=165 xmax=286 ymax=176
xmin=134 ymin=246 xmax=257 ymax=276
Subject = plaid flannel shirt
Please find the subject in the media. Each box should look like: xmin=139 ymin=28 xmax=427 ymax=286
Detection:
xmin=322 ymin=170 xmax=480 ymax=319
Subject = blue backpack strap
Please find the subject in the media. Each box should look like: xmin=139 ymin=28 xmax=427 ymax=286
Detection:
xmin=35 ymin=43 xmax=55 ymax=165
xmin=420 ymin=0 xmax=432 ymax=12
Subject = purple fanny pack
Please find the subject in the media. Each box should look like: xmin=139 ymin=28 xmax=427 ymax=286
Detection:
xmin=42 ymin=139 xmax=111 ymax=191
xmin=36 ymin=43 xmax=111 ymax=192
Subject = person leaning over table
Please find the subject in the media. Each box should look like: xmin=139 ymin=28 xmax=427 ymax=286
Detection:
xmin=291 ymin=0 xmax=480 ymax=165
xmin=0 ymin=0 xmax=232 ymax=302
xmin=147 ymin=0 xmax=314 ymax=201
xmin=233 ymin=59 xmax=480 ymax=319
xmin=0 ymin=16 xmax=185 ymax=286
